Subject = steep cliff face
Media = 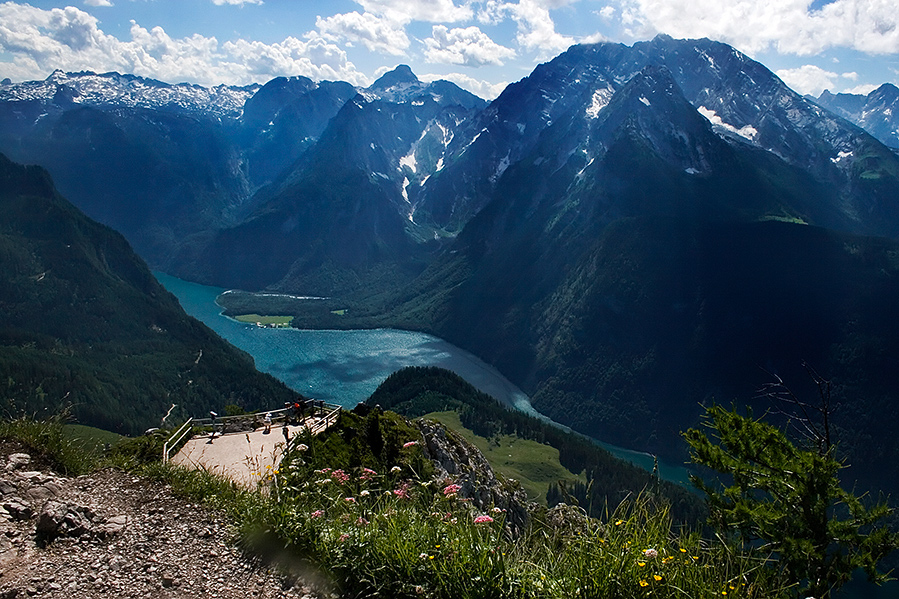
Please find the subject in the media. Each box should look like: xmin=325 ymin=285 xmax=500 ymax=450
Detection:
xmin=416 ymin=419 xmax=535 ymax=537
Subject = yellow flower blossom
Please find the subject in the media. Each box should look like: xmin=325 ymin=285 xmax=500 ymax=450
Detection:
xmin=639 ymin=580 xmax=649 ymax=587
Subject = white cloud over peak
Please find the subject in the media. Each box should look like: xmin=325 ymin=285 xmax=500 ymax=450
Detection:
xmin=480 ymin=0 xmax=576 ymax=58
xmin=424 ymin=25 xmax=516 ymax=66
xmin=774 ymin=64 xmax=866 ymax=96
xmin=617 ymin=0 xmax=899 ymax=57
xmin=316 ymin=11 xmax=409 ymax=56
xmin=0 ymin=3 xmax=368 ymax=86
xmin=425 ymin=70 xmax=509 ymax=99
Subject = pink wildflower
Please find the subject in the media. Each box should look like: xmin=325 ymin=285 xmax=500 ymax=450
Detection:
xmin=356 ymin=517 xmax=369 ymax=526
xmin=310 ymin=510 xmax=324 ymax=519
xmin=393 ymin=482 xmax=412 ymax=499
xmin=332 ymin=469 xmax=350 ymax=484
xmin=338 ymin=533 xmax=350 ymax=542
xmin=403 ymin=441 xmax=418 ymax=448
xmin=443 ymin=484 xmax=462 ymax=496
xmin=344 ymin=496 xmax=356 ymax=503
xmin=473 ymin=515 xmax=494 ymax=524
xmin=643 ymin=548 xmax=659 ymax=559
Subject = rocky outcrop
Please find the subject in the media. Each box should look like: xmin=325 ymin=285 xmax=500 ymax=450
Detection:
xmin=415 ymin=419 xmax=536 ymax=537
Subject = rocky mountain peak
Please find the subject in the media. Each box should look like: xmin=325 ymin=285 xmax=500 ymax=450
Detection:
xmin=370 ymin=64 xmax=419 ymax=91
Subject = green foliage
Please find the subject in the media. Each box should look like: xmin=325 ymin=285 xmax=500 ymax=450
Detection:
xmin=685 ymin=405 xmax=899 ymax=598
xmin=0 ymin=412 xmax=98 ymax=475
xmin=0 ymin=153 xmax=297 ymax=434
xmin=368 ymin=366 xmax=705 ymax=525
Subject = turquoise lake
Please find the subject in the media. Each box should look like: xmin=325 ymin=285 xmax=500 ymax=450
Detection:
xmin=155 ymin=272 xmax=691 ymax=484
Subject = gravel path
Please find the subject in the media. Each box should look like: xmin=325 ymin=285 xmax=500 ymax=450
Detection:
xmin=0 ymin=444 xmax=331 ymax=599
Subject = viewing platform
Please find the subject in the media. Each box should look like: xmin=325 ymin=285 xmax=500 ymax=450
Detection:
xmin=165 ymin=403 xmax=341 ymax=487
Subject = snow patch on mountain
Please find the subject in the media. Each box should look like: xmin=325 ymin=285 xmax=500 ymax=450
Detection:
xmin=585 ymin=87 xmax=614 ymax=118
xmin=0 ymin=70 xmax=257 ymax=119
xmin=697 ymin=106 xmax=758 ymax=141
xmin=400 ymin=150 xmax=417 ymax=173
xmin=831 ymin=150 xmax=853 ymax=163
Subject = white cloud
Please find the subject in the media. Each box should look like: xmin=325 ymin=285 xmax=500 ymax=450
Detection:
xmin=84 ymin=0 xmax=113 ymax=7
xmin=424 ymin=25 xmax=516 ymax=66
xmin=0 ymin=3 xmax=368 ymax=86
xmin=353 ymin=0 xmax=473 ymax=23
xmin=841 ymin=83 xmax=879 ymax=95
xmin=316 ymin=11 xmax=409 ymax=56
xmin=480 ymin=0 xmax=576 ymax=58
xmin=775 ymin=64 xmax=840 ymax=96
xmin=616 ymin=0 xmax=899 ymax=57
xmin=597 ymin=6 xmax=616 ymax=19
xmin=424 ymin=71 xmax=508 ymax=99
xmin=211 ymin=0 xmax=263 ymax=5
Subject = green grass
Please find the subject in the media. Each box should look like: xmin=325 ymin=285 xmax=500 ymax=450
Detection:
xmin=0 ymin=412 xmax=790 ymax=599
xmin=423 ymin=411 xmax=585 ymax=503
xmin=62 ymin=423 xmax=125 ymax=453
xmin=232 ymin=314 xmax=294 ymax=326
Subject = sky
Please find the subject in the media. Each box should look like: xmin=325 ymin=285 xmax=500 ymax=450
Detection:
xmin=1 ymin=0 xmax=898 ymax=100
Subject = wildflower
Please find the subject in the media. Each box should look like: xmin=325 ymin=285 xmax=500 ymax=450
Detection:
xmin=296 ymin=444 xmax=308 ymax=451
xmin=615 ymin=519 xmax=624 ymax=526
xmin=360 ymin=490 xmax=370 ymax=497
xmin=653 ymin=575 xmax=662 ymax=582
xmin=393 ymin=483 xmax=412 ymax=499
xmin=491 ymin=507 xmax=503 ymax=513
xmin=356 ymin=517 xmax=369 ymax=526
xmin=639 ymin=580 xmax=649 ymax=587
xmin=338 ymin=533 xmax=350 ymax=542
xmin=332 ymin=469 xmax=350 ymax=484
xmin=419 ymin=552 xmax=428 ymax=560
xmin=316 ymin=479 xmax=330 ymax=485
xmin=414 ymin=585 xmax=425 ymax=595
xmin=637 ymin=562 xmax=646 ymax=567
xmin=310 ymin=510 xmax=324 ymax=519
xmin=344 ymin=497 xmax=356 ymax=503
xmin=643 ymin=548 xmax=658 ymax=559
xmin=679 ymin=548 xmax=687 ymax=553
xmin=390 ymin=466 xmax=402 ymax=473
xmin=662 ymin=556 xmax=674 ymax=564
xmin=403 ymin=441 xmax=418 ymax=448
xmin=443 ymin=483 xmax=462 ymax=496
xmin=473 ymin=515 xmax=494 ymax=524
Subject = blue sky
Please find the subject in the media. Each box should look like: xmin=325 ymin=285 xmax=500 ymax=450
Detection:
xmin=1 ymin=0 xmax=898 ymax=99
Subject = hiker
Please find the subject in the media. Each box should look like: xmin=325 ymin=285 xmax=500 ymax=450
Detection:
xmin=264 ymin=412 xmax=272 ymax=433
xmin=293 ymin=400 xmax=305 ymax=424
xmin=282 ymin=423 xmax=290 ymax=445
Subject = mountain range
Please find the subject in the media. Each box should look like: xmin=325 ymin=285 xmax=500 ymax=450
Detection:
xmin=3 ymin=35 xmax=899 ymax=493
xmin=814 ymin=83 xmax=899 ymax=150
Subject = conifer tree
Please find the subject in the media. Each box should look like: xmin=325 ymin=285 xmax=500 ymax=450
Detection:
xmin=684 ymin=404 xmax=898 ymax=598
